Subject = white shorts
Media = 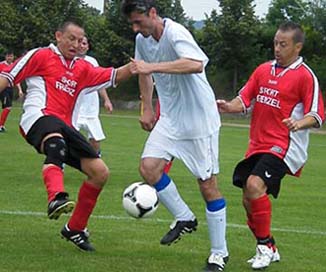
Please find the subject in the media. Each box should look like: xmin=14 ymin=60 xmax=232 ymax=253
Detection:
xmin=75 ymin=116 xmax=106 ymax=141
xmin=142 ymin=129 xmax=220 ymax=180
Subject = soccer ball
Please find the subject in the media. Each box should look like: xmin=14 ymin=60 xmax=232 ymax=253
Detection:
xmin=122 ymin=182 xmax=159 ymax=218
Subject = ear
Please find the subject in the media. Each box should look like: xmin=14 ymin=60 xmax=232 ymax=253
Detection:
xmin=148 ymin=7 xmax=157 ymax=18
xmin=55 ymin=31 xmax=62 ymax=42
xmin=295 ymin=42 xmax=303 ymax=53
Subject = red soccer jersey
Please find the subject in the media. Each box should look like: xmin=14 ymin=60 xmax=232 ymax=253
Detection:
xmin=238 ymin=57 xmax=324 ymax=175
xmin=0 ymin=61 xmax=12 ymax=88
xmin=0 ymin=61 xmax=11 ymax=71
xmin=0 ymin=44 xmax=116 ymax=135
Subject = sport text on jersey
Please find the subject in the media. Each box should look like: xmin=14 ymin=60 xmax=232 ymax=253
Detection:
xmin=256 ymin=86 xmax=280 ymax=109
xmin=55 ymin=76 xmax=77 ymax=97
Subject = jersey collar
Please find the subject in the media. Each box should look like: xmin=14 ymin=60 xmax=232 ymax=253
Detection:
xmin=270 ymin=57 xmax=303 ymax=77
xmin=49 ymin=43 xmax=80 ymax=69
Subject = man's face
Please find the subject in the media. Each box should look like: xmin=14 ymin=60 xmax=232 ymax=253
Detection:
xmin=5 ymin=54 xmax=14 ymax=64
xmin=273 ymin=30 xmax=302 ymax=67
xmin=79 ymin=37 xmax=89 ymax=56
xmin=56 ymin=24 xmax=85 ymax=59
xmin=128 ymin=9 xmax=156 ymax=37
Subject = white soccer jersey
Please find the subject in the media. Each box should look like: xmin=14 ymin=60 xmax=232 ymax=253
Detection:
xmin=78 ymin=55 xmax=100 ymax=118
xmin=135 ymin=18 xmax=220 ymax=140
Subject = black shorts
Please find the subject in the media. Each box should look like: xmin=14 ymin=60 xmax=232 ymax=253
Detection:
xmin=0 ymin=87 xmax=13 ymax=108
xmin=26 ymin=115 xmax=99 ymax=171
xmin=232 ymin=153 xmax=288 ymax=198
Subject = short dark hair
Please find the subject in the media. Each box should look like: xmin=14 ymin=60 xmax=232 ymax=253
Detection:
xmin=5 ymin=50 xmax=14 ymax=56
xmin=121 ymin=0 xmax=156 ymax=16
xmin=278 ymin=21 xmax=305 ymax=44
xmin=57 ymin=20 xmax=84 ymax=33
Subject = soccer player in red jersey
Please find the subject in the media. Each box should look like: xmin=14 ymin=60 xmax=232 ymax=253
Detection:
xmin=0 ymin=21 xmax=133 ymax=251
xmin=217 ymin=21 xmax=324 ymax=270
xmin=0 ymin=51 xmax=23 ymax=132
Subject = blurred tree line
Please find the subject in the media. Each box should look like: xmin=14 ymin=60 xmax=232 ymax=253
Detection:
xmin=0 ymin=0 xmax=325 ymax=99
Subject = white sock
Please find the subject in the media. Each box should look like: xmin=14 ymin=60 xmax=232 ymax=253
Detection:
xmin=157 ymin=179 xmax=195 ymax=221
xmin=206 ymin=207 xmax=228 ymax=257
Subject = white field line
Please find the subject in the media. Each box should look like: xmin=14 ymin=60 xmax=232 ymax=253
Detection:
xmin=1 ymin=209 xmax=325 ymax=236
xmin=100 ymin=114 xmax=326 ymax=135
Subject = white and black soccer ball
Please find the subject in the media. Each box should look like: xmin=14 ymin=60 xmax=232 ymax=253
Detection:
xmin=122 ymin=182 xmax=159 ymax=218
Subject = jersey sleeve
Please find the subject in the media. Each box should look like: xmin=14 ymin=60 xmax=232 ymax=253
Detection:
xmin=238 ymin=67 xmax=260 ymax=110
xmin=300 ymin=68 xmax=325 ymax=126
xmin=169 ymin=23 xmax=209 ymax=66
xmin=79 ymin=61 xmax=116 ymax=93
xmin=0 ymin=48 xmax=45 ymax=86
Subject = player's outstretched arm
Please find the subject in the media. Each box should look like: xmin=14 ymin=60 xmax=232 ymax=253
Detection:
xmin=130 ymin=58 xmax=203 ymax=75
xmin=115 ymin=63 xmax=133 ymax=85
xmin=217 ymin=97 xmax=245 ymax=113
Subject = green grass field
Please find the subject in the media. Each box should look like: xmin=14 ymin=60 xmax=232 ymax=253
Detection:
xmin=0 ymin=106 xmax=325 ymax=272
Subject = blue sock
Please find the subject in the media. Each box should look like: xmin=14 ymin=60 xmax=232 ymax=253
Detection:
xmin=206 ymin=198 xmax=226 ymax=212
xmin=153 ymin=173 xmax=171 ymax=192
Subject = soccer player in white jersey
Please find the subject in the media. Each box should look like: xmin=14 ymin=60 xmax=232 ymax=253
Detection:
xmin=217 ymin=21 xmax=324 ymax=270
xmin=75 ymin=36 xmax=113 ymax=156
xmin=122 ymin=1 xmax=228 ymax=271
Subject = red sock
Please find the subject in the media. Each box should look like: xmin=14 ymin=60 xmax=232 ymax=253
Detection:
xmin=163 ymin=161 xmax=173 ymax=173
xmin=247 ymin=212 xmax=256 ymax=236
xmin=0 ymin=108 xmax=11 ymax=126
xmin=42 ymin=165 xmax=64 ymax=202
xmin=250 ymin=194 xmax=272 ymax=242
xmin=68 ymin=182 xmax=102 ymax=231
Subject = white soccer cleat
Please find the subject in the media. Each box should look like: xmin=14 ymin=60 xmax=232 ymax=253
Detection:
xmin=247 ymin=247 xmax=280 ymax=264
xmin=250 ymin=244 xmax=274 ymax=270
xmin=204 ymin=253 xmax=228 ymax=271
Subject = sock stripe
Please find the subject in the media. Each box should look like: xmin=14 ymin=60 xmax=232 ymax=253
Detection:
xmin=153 ymin=173 xmax=171 ymax=192
xmin=206 ymin=198 xmax=226 ymax=212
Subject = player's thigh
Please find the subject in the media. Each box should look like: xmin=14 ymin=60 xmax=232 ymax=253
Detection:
xmin=250 ymin=153 xmax=288 ymax=198
xmin=81 ymin=157 xmax=109 ymax=181
xmin=61 ymin=124 xmax=99 ymax=171
xmin=142 ymin=128 xmax=174 ymax=163
xmin=177 ymin=131 xmax=219 ymax=180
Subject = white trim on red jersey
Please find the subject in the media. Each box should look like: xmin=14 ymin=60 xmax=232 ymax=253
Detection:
xmin=0 ymin=44 xmax=116 ymax=135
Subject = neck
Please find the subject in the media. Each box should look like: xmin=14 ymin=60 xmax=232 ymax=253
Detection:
xmin=152 ymin=17 xmax=164 ymax=41
xmin=280 ymin=56 xmax=300 ymax=67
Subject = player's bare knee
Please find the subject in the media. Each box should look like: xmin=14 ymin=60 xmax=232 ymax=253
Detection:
xmin=245 ymin=176 xmax=266 ymax=198
xmin=199 ymin=178 xmax=221 ymax=201
xmin=96 ymin=164 xmax=110 ymax=184
xmin=139 ymin=161 xmax=160 ymax=185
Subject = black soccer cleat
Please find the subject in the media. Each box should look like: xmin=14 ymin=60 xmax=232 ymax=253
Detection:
xmin=48 ymin=192 xmax=75 ymax=220
xmin=160 ymin=218 xmax=198 ymax=245
xmin=61 ymin=224 xmax=95 ymax=252
xmin=203 ymin=253 xmax=229 ymax=272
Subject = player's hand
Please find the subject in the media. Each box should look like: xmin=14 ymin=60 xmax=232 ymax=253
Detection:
xmin=216 ymin=99 xmax=229 ymax=113
xmin=130 ymin=58 xmax=152 ymax=75
xmin=18 ymin=91 xmax=24 ymax=98
xmin=282 ymin=117 xmax=300 ymax=132
xmin=139 ymin=109 xmax=156 ymax=131
xmin=103 ymin=100 xmax=113 ymax=114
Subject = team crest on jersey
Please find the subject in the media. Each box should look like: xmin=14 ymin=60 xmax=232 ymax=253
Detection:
xmin=271 ymin=146 xmax=282 ymax=153
xmin=55 ymin=76 xmax=77 ymax=97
